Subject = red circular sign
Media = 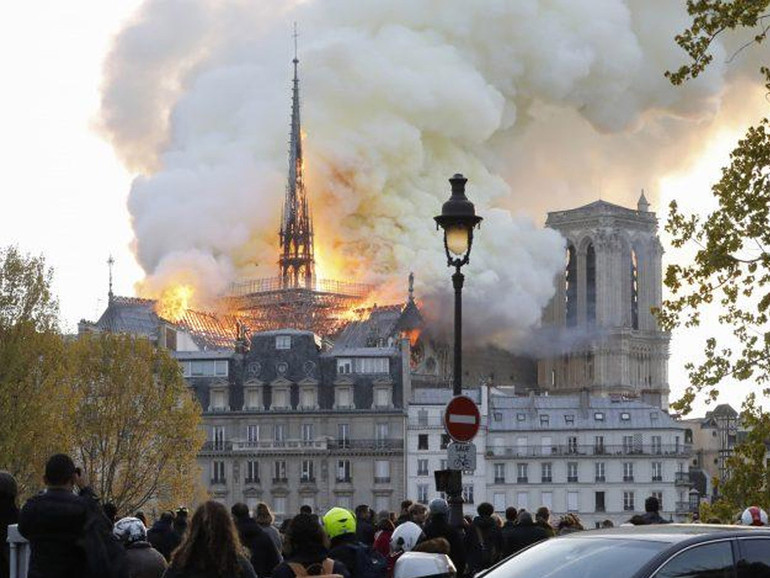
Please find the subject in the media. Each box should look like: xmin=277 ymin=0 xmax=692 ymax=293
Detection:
xmin=444 ymin=395 xmax=480 ymax=442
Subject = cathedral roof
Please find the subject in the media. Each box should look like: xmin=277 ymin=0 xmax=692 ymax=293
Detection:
xmin=546 ymin=198 xmax=657 ymax=228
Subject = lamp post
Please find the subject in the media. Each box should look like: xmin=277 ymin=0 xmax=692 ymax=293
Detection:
xmin=434 ymin=173 xmax=482 ymax=527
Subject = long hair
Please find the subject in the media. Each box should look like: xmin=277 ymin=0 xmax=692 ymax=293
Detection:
xmin=170 ymin=501 xmax=245 ymax=576
xmin=255 ymin=501 xmax=275 ymax=526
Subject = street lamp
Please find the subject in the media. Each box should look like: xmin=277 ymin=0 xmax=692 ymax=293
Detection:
xmin=434 ymin=173 xmax=482 ymax=528
xmin=434 ymin=173 xmax=483 ymax=397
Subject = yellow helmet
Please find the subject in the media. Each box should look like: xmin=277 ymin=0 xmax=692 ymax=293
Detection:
xmin=323 ymin=507 xmax=357 ymax=539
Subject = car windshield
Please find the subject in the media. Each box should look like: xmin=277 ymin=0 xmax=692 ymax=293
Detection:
xmin=481 ymin=537 xmax=669 ymax=578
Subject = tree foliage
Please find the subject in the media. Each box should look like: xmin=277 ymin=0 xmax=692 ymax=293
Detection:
xmin=70 ymin=333 xmax=204 ymax=514
xmin=659 ymin=0 xmax=770 ymax=414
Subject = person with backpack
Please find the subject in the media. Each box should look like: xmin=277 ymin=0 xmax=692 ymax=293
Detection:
xmin=470 ymin=503 xmax=501 ymax=572
xmin=272 ymin=513 xmax=349 ymax=578
xmin=324 ymin=507 xmax=387 ymax=578
xmin=418 ymin=499 xmax=466 ymax=576
xmin=231 ymin=503 xmax=281 ymax=577
xmin=18 ymin=453 xmax=128 ymax=578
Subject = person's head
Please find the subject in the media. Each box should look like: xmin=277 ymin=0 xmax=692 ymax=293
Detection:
xmin=645 ymin=496 xmax=660 ymax=514
xmin=400 ymin=500 xmax=413 ymax=514
xmin=428 ymin=498 xmax=449 ymax=519
xmin=390 ymin=521 xmax=423 ymax=553
xmin=517 ymin=511 xmax=533 ymax=526
xmin=44 ymin=454 xmax=76 ymax=488
xmin=160 ymin=511 xmax=175 ymax=525
xmin=323 ymin=507 xmax=356 ymax=541
xmin=0 ymin=471 xmax=18 ymax=508
xmin=408 ymin=503 xmax=427 ymax=525
xmin=601 ymin=519 xmax=614 ymax=528
xmin=231 ymin=502 xmax=250 ymax=521
xmin=355 ymin=504 xmax=370 ymax=520
xmin=176 ymin=507 xmax=189 ymax=520
xmin=536 ymin=506 xmax=550 ymax=523
xmin=170 ymin=501 xmax=244 ymax=575
xmin=285 ymin=513 xmax=329 ymax=557
xmin=378 ymin=517 xmax=395 ymax=533
xmin=300 ymin=504 xmax=312 ymax=515
xmin=477 ymin=502 xmax=494 ymax=518
xmin=135 ymin=511 xmax=147 ymax=527
xmin=377 ymin=509 xmax=391 ymax=523
xmin=491 ymin=513 xmax=503 ymax=527
xmin=740 ymin=506 xmax=769 ymax=526
xmin=505 ymin=506 xmax=518 ymax=522
xmin=113 ymin=517 xmax=147 ymax=546
xmin=255 ymin=502 xmax=274 ymax=525
xmin=103 ymin=502 xmax=118 ymax=522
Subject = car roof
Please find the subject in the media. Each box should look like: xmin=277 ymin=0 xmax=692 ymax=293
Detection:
xmin=557 ymin=524 xmax=770 ymax=544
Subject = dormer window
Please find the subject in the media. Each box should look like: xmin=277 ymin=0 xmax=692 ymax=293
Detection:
xmin=372 ymin=384 xmax=392 ymax=409
xmin=539 ymin=415 xmax=550 ymax=426
xmin=276 ymin=335 xmax=291 ymax=350
xmin=564 ymin=414 xmax=575 ymax=425
xmin=337 ymin=359 xmax=353 ymax=374
xmin=299 ymin=385 xmax=318 ymax=410
xmin=517 ymin=413 xmax=526 ymax=422
xmin=621 ymin=412 xmax=631 ymax=421
xmin=594 ymin=412 xmax=605 ymax=421
xmin=335 ymin=385 xmax=354 ymax=410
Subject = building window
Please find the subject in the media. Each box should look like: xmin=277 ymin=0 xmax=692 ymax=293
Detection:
xmin=652 ymin=461 xmax=662 ymax=482
xmin=441 ymin=434 xmax=450 ymax=450
xmin=567 ymin=491 xmax=579 ymax=512
xmin=211 ymin=461 xmax=225 ymax=484
xmin=418 ymin=434 xmax=429 ymax=450
xmin=272 ymin=388 xmax=290 ymax=410
xmin=652 ymin=435 xmax=662 ymax=455
xmin=301 ymin=460 xmax=315 ymax=482
xmin=565 ymin=414 xmax=575 ymax=425
xmin=594 ymin=412 xmax=604 ymax=421
xmin=376 ymin=423 xmax=389 ymax=444
xmin=274 ymin=424 xmax=286 ymax=445
xmin=595 ymin=462 xmax=605 ymax=482
xmin=375 ymin=460 xmax=390 ymax=483
xmin=630 ymin=249 xmax=639 ymax=330
xmin=594 ymin=436 xmax=605 ymax=454
xmin=462 ymin=484 xmax=474 ymax=504
xmin=517 ymin=463 xmax=528 ymax=483
xmin=494 ymin=412 xmax=502 ymax=421
xmin=652 ymin=491 xmax=663 ymax=510
xmin=212 ymin=426 xmax=226 ymax=451
xmin=587 ymin=243 xmax=597 ymax=325
xmin=417 ymin=484 xmax=429 ymax=504
xmin=374 ymin=495 xmax=389 ymax=513
xmin=245 ymin=460 xmax=259 ymax=483
xmin=418 ymin=459 xmax=429 ymax=476
xmin=273 ymin=460 xmax=286 ymax=482
xmin=567 ymin=462 xmax=578 ymax=483
xmin=623 ymin=462 xmax=634 ymax=482
xmin=187 ymin=359 xmax=229 ymax=377
xmin=493 ymin=492 xmax=506 ymax=512
xmin=246 ymin=425 xmax=259 ymax=443
xmin=595 ymin=491 xmax=605 ymax=512
xmin=494 ymin=463 xmax=505 ymax=484
xmin=275 ymin=335 xmax=291 ymax=349
xmin=568 ymin=436 xmax=578 ymax=454
xmin=621 ymin=412 xmax=631 ymax=421
xmin=273 ymin=496 xmax=286 ymax=515
xmin=516 ymin=491 xmax=528 ymax=510
xmin=337 ymin=460 xmax=351 ymax=482
xmin=566 ymin=244 xmax=577 ymax=327
xmin=539 ymin=415 xmax=550 ymax=426
xmin=337 ymin=423 xmax=349 ymax=448
xmin=440 ymin=459 xmax=448 ymax=470
xmin=623 ymin=491 xmax=635 ymax=511
xmin=623 ymin=435 xmax=634 ymax=454
xmin=517 ymin=413 xmax=526 ymax=422
xmin=373 ymin=386 xmax=391 ymax=408
xmin=418 ymin=409 xmax=429 ymax=426
xmin=300 ymin=387 xmax=317 ymax=410
xmin=210 ymin=389 xmax=228 ymax=412
xmin=301 ymin=424 xmax=314 ymax=445
xmin=335 ymin=386 xmax=353 ymax=409
xmin=541 ymin=491 xmax=552 ymax=509
xmin=244 ymin=387 xmax=262 ymax=410
xmin=541 ymin=462 xmax=552 ymax=483
xmin=337 ymin=358 xmax=352 ymax=374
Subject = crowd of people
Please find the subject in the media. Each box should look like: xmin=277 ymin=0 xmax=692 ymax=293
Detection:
xmin=2 ymin=454 xmax=770 ymax=578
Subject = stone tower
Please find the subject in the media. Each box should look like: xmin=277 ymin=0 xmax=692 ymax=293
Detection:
xmin=537 ymin=194 xmax=670 ymax=408
xmin=278 ymin=33 xmax=315 ymax=290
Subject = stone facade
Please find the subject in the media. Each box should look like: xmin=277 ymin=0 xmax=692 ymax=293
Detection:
xmin=538 ymin=197 xmax=670 ymax=407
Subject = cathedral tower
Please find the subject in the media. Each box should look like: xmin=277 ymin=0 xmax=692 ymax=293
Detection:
xmin=278 ymin=32 xmax=315 ymax=290
xmin=537 ymin=195 xmax=670 ymax=407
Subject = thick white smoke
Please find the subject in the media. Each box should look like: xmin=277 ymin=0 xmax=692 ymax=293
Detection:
xmin=99 ymin=0 xmax=757 ymax=347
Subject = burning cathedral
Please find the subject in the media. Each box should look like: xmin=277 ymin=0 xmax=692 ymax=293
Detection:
xmin=79 ymin=43 xmax=674 ymax=516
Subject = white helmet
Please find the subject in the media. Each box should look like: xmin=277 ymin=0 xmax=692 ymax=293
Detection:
xmin=391 ymin=521 xmax=424 ymax=553
xmin=740 ymin=506 xmax=768 ymax=526
xmin=394 ymin=552 xmax=456 ymax=578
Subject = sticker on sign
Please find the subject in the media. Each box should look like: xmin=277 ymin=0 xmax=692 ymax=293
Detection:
xmin=447 ymin=442 xmax=476 ymax=471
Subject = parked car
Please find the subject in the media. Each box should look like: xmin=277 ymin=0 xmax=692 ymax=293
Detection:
xmin=477 ymin=524 xmax=770 ymax=578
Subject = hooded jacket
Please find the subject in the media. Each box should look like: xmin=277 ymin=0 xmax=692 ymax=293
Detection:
xmin=234 ymin=515 xmax=281 ymax=577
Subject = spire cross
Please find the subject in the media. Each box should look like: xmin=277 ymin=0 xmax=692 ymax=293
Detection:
xmin=293 ymin=22 xmax=299 ymax=64
xmin=107 ymin=255 xmax=115 ymax=302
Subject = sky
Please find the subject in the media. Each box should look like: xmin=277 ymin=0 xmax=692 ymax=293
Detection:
xmin=1 ymin=1 xmax=766 ymax=418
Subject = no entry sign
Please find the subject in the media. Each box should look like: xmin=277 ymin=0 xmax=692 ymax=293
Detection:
xmin=444 ymin=395 xmax=480 ymax=442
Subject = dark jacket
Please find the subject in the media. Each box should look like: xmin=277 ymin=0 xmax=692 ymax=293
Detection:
xmin=273 ymin=544 xmax=350 ymax=578
xmin=328 ymin=535 xmax=361 ymax=577
xmin=234 ymin=515 xmax=281 ymax=577
xmin=500 ymin=520 xmax=549 ymax=557
xmin=146 ymin=519 xmax=181 ymax=562
xmin=124 ymin=542 xmax=166 ymax=578
xmin=355 ymin=517 xmax=375 ymax=547
xmin=640 ymin=511 xmax=669 ymax=525
xmin=420 ymin=516 xmax=466 ymax=575
xmin=470 ymin=515 xmax=502 ymax=571
xmin=163 ymin=555 xmax=257 ymax=578
xmin=0 ymin=498 xmax=19 ymax=578
xmin=18 ymin=487 xmax=96 ymax=578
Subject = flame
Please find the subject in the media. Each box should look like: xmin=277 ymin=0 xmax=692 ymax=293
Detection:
xmin=404 ymin=327 xmax=421 ymax=346
xmin=156 ymin=284 xmax=194 ymax=322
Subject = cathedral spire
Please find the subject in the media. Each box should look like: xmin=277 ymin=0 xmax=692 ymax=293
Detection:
xmin=279 ymin=23 xmax=315 ymax=290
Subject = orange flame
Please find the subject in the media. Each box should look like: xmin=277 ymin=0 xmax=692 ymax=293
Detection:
xmin=156 ymin=284 xmax=194 ymax=322
xmin=404 ymin=327 xmax=421 ymax=346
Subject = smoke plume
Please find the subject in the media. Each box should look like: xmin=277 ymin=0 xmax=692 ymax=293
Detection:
xmin=99 ymin=0 xmax=763 ymax=348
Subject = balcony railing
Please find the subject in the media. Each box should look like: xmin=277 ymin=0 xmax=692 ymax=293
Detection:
xmin=624 ymin=475 xmax=635 ymax=482
xmin=202 ymin=441 xmax=233 ymax=452
xmin=203 ymin=438 xmax=405 ymax=453
xmin=486 ymin=443 xmax=691 ymax=458
xmin=272 ymin=477 xmax=288 ymax=484
xmin=210 ymin=478 xmax=227 ymax=485
xmin=652 ymin=476 xmax=663 ymax=482
xmin=675 ymin=472 xmax=691 ymax=485
xmin=595 ymin=476 xmax=606 ymax=482
xmin=374 ymin=477 xmax=391 ymax=484
xmin=417 ymin=470 xmax=429 ymax=476
xmin=336 ymin=476 xmax=353 ymax=483
xmin=541 ymin=477 xmax=552 ymax=483
xmin=327 ymin=439 xmax=403 ymax=451
xmin=244 ymin=478 xmax=260 ymax=485
xmin=517 ymin=477 xmax=528 ymax=484
xmin=231 ymin=439 xmax=328 ymax=451
xmin=494 ymin=477 xmax=506 ymax=484
xmin=300 ymin=477 xmax=316 ymax=484
xmin=567 ymin=476 xmax=578 ymax=483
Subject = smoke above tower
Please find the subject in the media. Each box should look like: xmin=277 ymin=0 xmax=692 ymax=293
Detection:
xmin=98 ymin=0 xmax=764 ymax=347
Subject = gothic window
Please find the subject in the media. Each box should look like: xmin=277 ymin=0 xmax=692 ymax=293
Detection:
xmin=565 ymin=245 xmax=577 ymax=327
xmin=631 ymin=248 xmax=639 ymax=329
xmin=586 ymin=243 xmax=596 ymax=325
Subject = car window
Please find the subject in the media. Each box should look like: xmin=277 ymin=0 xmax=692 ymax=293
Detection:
xmin=738 ymin=538 xmax=770 ymax=578
xmin=480 ymin=537 xmax=667 ymax=578
xmin=655 ymin=541 xmax=734 ymax=578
